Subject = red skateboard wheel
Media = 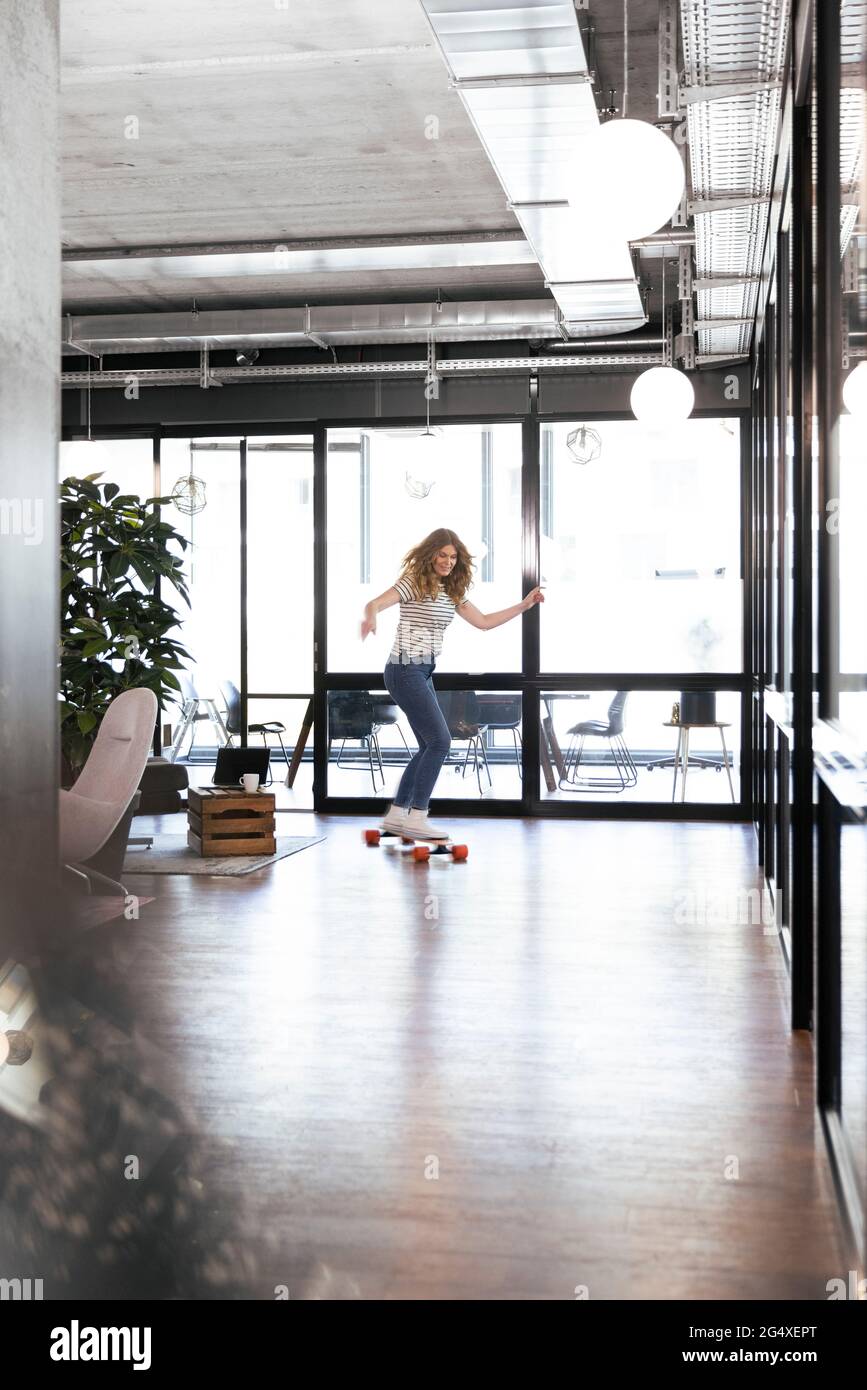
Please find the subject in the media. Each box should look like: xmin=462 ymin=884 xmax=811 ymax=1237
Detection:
xmin=412 ymin=845 xmax=431 ymax=861
xmin=364 ymin=829 xmax=380 ymax=846
xmin=451 ymin=844 xmax=468 ymax=861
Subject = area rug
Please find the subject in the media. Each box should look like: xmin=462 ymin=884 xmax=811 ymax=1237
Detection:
xmin=122 ymin=835 xmax=325 ymax=876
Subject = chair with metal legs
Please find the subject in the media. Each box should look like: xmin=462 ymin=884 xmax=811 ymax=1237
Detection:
xmin=475 ymin=694 xmax=523 ymax=779
xmin=562 ymin=691 xmax=638 ymax=793
xmin=219 ymin=680 xmax=289 ymax=785
xmin=370 ymin=699 xmax=411 ymax=758
xmin=437 ymin=691 xmax=492 ymax=795
xmin=168 ymin=672 xmax=231 ymax=762
xmin=327 ymin=692 xmax=385 ymax=792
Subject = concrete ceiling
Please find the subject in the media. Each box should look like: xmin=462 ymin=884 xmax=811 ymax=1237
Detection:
xmin=60 ymin=0 xmax=668 ymax=320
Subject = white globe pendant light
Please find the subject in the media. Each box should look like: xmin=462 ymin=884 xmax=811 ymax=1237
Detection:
xmin=630 ymin=366 xmax=695 ymax=424
xmin=842 ymin=360 xmax=867 ymax=417
xmin=573 ymin=118 xmax=686 ymax=242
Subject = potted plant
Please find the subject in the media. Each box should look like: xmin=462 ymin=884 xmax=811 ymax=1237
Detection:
xmin=60 ymin=474 xmax=191 ymax=783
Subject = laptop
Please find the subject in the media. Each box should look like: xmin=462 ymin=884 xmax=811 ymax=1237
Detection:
xmin=212 ymin=746 xmax=271 ymax=787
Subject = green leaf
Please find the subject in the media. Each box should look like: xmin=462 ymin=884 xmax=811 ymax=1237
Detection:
xmin=129 ymin=556 xmax=156 ymax=590
xmin=76 ymin=709 xmax=98 ymax=734
xmin=81 ymin=637 xmax=109 ymax=657
xmin=105 ymin=550 xmax=128 ymax=580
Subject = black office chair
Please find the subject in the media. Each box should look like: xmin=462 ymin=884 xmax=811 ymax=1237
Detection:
xmin=369 ymin=699 xmax=411 ymax=756
xmin=327 ymin=692 xmax=385 ymax=792
xmin=562 ymin=691 xmax=637 ymax=793
xmin=474 ymin=694 xmax=522 ymax=778
xmin=219 ymin=680 xmax=289 ymax=785
xmin=436 ymin=690 xmax=491 ymax=795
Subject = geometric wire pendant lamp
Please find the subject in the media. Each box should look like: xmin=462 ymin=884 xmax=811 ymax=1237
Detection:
xmin=171 ymin=443 xmax=207 ymax=516
xmin=566 ymin=424 xmax=602 ymax=464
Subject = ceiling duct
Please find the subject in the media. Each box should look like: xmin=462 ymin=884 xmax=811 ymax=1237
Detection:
xmin=61 ymin=234 xmax=540 ymax=297
xmin=417 ymin=0 xmax=645 ymax=337
xmin=62 ymin=299 xmax=585 ymax=355
xmin=681 ymin=0 xmax=791 ymax=358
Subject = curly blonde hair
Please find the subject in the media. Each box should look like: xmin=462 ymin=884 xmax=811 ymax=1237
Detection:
xmin=398 ymin=528 xmax=474 ymax=603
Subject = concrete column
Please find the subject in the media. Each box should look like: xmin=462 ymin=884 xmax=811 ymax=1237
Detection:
xmin=0 ymin=1 xmax=61 ymax=958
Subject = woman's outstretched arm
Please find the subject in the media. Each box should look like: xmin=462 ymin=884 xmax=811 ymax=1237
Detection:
xmin=361 ymin=586 xmax=401 ymax=640
xmin=456 ymin=586 xmax=545 ymax=631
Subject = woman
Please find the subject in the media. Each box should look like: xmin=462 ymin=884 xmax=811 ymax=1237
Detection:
xmin=360 ymin=527 xmax=544 ymax=841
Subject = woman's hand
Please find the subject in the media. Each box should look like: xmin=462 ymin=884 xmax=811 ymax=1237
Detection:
xmin=360 ymin=604 xmax=377 ymax=640
xmin=522 ymin=585 xmax=545 ymax=610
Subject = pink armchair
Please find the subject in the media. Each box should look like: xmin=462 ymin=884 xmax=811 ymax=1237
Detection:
xmin=59 ymin=689 xmax=158 ymax=893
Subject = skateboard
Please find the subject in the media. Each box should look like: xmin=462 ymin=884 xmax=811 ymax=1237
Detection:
xmin=363 ymin=828 xmax=468 ymax=862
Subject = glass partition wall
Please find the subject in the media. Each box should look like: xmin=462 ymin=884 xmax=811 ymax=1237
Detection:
xmin=752 ymin=0 xmax=866 ymax=1265
xmin=59 ymin=417 xmax=747 ymax=818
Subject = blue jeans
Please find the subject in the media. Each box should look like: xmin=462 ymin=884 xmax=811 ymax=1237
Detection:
xmin=383 ymin=660 xmax=451 ymax=811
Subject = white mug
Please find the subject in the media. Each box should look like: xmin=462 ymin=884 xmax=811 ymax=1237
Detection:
xmin=239 ymin=773 xmax=260 ymax=793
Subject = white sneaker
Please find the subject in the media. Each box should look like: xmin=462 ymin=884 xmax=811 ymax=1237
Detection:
xmin=405 ymin=808 xmax=450 ymax=842
xmin=381 ymin=803 xmax=409 ymax=834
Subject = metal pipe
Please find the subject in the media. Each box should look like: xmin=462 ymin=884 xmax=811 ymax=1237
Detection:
xmin=60 ymin=351 xmax=664 ymax=388
xmin=630 ymin=231 xmax=696 ymax=247
xmin=542 ymin=336 xmax=664 ymax=348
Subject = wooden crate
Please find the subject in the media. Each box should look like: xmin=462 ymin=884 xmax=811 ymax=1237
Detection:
xmin=187 ymin=787 xmax=276 ymax=857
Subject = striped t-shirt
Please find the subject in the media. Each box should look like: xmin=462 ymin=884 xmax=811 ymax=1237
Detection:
xmin=388 ymin=576 xmax=468 ymax=664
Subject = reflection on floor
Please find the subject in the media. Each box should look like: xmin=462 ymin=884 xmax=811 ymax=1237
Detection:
xmin=116 ymin=812 xmax=843 ymax=1298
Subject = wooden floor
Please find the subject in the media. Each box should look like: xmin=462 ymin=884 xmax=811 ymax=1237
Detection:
xmin=107 ymin=813 xmax=846 ymax=1300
